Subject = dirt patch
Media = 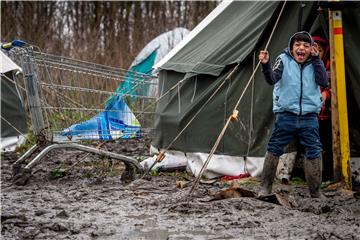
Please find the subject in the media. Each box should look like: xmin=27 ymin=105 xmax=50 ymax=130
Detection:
xmin=2 ymin=140 xmax=360 ymax=239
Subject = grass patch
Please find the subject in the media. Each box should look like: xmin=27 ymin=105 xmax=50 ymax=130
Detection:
xmin=15 ymin=128 xmax=37 ymax=156
xmin=149 ymin=169 xmax=159 ymax=176
xmin=49 ymin=169 xmax=67 ymax=179
xmin=136 ymin=155 xmax=147 ymax=162
xmin=290 ymin=177 xmax=306 ymax=185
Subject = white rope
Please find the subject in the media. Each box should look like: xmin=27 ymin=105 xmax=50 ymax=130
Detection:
xmin=135 ymin=75 xmax=191 ymax=120
xmin=191 ymin=76 xmax=197 ymax=103
xmin=160 ymin=72 xmax=165 ymax=97
xmin=0 ymin=115 xmax=27 ymax=138
xmin=163 ymin=76 xmax=229 ymax=152
xmin=246 ymin=51 xmax=256 ymax=157
xmin=1 ymin=73 xmax=26 ymax=93
xmin=189 ymin=0 xmax=287 ymax=196
xmin=178 ymin=83 xmax=181 ymax=113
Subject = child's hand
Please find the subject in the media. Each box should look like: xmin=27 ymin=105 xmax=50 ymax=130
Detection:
xmin=321 ymin=91 xmax=327 ymax=105
xmin=311 ymin=42 xmax=320 ymax=57
xmin=259 ymin=50 xmax=269 ymax=64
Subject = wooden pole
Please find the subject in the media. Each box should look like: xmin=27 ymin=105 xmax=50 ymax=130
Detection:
xmin=329 ymin=9 xmax=352 ymax=189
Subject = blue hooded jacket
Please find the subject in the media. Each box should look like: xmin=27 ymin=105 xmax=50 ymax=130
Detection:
xmin=261 ymin=31 xmax=328 ymax=115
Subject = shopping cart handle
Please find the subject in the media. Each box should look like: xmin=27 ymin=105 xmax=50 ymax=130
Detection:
xmin=1 ymin=39 xmax=27 ymax=50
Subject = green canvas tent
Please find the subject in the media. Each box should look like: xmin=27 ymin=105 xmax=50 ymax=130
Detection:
xmin=152 ymin=1 xmax=360 ymax=179
xmin=1 ymin=51 xmax=27 ymax=151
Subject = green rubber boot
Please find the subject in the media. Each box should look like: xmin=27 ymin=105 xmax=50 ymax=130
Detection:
xmin=259 ymin=152 xmax=280 ymax=196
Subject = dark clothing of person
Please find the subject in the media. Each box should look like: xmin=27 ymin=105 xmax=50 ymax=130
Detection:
xmin=267 ymin=112 xmax=322 ymax=159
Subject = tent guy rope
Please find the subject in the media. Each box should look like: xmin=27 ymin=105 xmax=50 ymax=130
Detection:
xmin=141 ymin=63 xmax=241 ymax=178
xmin=188 ymin=0 xmax=287 ymax=197
xmin=134 ymin=75 xmax=190 ymax=120
xmin=142 ymin=1 xmax=288 ymax=178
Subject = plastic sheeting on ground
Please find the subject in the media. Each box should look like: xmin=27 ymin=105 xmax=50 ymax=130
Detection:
xmin=140 ymin=150 xmax=188 ymax=172
xmin=61 ymin=95 xmax=140 ymax=140
xmin=0 ymin=135 xmax=26 ymax=152
xmin=141 ymin=147 xmax=265 ymax=179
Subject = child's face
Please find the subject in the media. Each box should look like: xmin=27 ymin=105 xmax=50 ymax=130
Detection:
xmin=291 ymin=41 xmax=311 ymax=63
xmin=316 ymin=44 xmax=325 ymax=60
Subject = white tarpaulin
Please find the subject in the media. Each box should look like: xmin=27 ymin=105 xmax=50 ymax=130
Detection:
xmin=141 ymin=147 xmax=264 ymax=179
xmin=1 ymin=51 xmax=22 ymax=74
xmin=0 ymin=136 xmax=26 ymax=152
xmin=187 ymin=153 xmax=264 ymax=179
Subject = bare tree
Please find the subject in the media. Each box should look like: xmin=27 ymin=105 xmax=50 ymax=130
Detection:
xmin=1 ymin=1 xmax=219 ymax=68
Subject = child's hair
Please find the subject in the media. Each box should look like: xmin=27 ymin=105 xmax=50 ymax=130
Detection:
xmin=290 ymin=32 xmax=312 ymax=49
xmin=313 ymin=36 xmax=328 ymax=49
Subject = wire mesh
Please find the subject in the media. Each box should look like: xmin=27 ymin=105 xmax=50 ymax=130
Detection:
xmin=9 ymin=46 xmax=157 ymax=142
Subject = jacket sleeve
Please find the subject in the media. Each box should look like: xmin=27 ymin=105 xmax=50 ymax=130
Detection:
xmin=312 ymin=56 xmax=329 ymax=88
xmin=261 ymin=56 xmax=283 ymax=85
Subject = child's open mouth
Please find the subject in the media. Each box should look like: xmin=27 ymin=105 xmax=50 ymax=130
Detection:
xmin=296 ymin=51 xmax=305 ymax=61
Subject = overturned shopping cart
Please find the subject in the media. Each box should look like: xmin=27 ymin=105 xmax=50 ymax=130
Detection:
xmin=5 ymin=42 xmax=158 ymax=184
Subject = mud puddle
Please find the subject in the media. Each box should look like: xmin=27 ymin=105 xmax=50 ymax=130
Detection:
xmin=1 ymin=141 xmax=360 ymax=239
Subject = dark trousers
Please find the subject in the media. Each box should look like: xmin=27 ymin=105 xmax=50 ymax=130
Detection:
xmin=267 ymin=112 xmax=322 ymax=159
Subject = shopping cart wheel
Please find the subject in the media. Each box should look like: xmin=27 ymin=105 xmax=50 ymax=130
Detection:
xmin=12 ymin=168 xmax=31 ymax=186
xmin=12 ymin=163 xmax=22 ymax=176
xmin=121 ymin=164 xmax=138 ymax=183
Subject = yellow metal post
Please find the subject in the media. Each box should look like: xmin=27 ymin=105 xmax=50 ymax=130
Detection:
xmin=328 ymin=10 xmax=341 ymax=183
xmin=329 ymin=9 xmax=352 ymax=189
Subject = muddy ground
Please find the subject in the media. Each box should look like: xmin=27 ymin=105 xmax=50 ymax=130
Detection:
xmin=1 ymin=139 xmax=360 ymax=240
